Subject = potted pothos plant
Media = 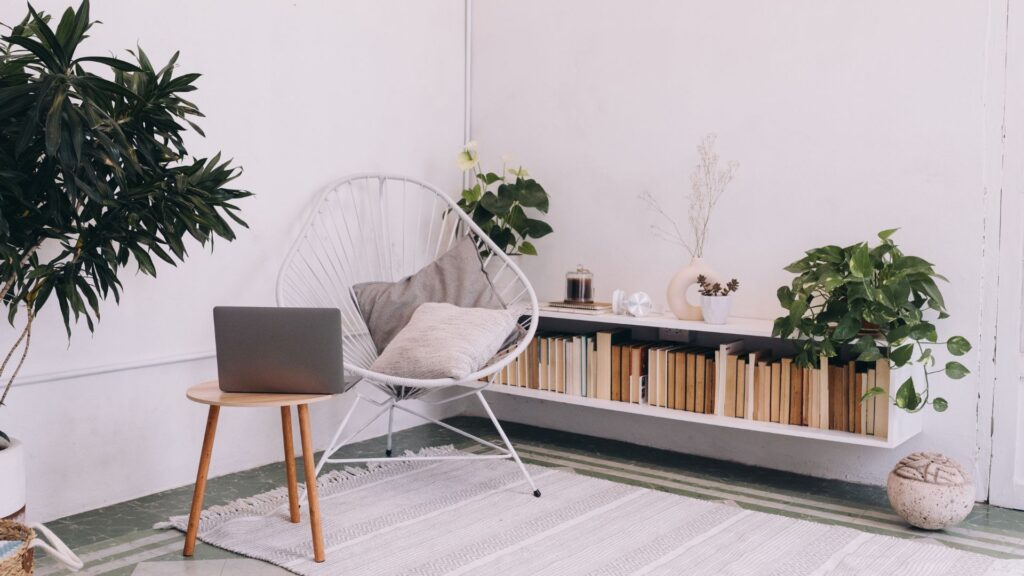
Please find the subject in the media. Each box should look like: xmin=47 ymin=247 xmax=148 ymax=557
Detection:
xmin=456 ymin=141 xmax=552 ymax=256
xmin=0 ymin=0 xmax=250 ymax=518
xmin=772 ymin=229 xmax=971 ymax=414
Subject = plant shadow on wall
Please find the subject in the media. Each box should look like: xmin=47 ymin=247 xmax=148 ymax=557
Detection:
xmin=456 ymin=141 xmax=552 ymax=257
xmin=772 ymin=230 xmax=972 ymax=414
xmin=0 ymin=0 xmax=251 ymax=441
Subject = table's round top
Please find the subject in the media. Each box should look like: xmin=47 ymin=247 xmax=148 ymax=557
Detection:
xmin=186 ymin=381 xmax=334 ymax=408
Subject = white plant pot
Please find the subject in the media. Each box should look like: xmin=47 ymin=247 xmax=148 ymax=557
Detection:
xmin=0 ymin=437 xmax=26 ymax=520
xmin=700 ymin=295 xmax=733 ymax=325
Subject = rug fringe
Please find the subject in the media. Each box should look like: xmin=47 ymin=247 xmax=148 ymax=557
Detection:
xmin=154 ymin=445 xmax=461 ymax=530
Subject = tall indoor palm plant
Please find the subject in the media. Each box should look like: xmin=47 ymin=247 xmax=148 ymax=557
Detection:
xmin=0 ymin=0 xmax=250 ymax=459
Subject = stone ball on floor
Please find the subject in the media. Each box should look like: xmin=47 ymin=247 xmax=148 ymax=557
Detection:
xmin=887 ymin=452 xmax=974 ymax=530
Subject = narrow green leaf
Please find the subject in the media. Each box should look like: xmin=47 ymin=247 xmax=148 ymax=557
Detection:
xmin=860 ymin=386 xmax=888 ymax=402
xmin=849 ymin=244 xmax=872 ymax=278
xmin=878 ymin=228 xmax=899 ymax=241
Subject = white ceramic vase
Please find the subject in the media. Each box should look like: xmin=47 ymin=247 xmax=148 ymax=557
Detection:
xmin=667 ymin=257 xmax=718 ymax=321
xmin=0 ymin=437 xmax=26 ymax=520
xmin=700 ymin=295 xmax=733 ymax=325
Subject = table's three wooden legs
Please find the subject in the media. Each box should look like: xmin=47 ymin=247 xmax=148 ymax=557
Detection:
xmin=183 ymin=404 xmax=325 ymax=563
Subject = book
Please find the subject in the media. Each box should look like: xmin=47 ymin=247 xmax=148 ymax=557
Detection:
xmin=555 ymin=337 xmax=567 ymax=394
xmin=818 ymin=355 xmax=830 ymax=429
xmin=694 ymin=351 xmax=706 ymax=413
xmin=847 ymin=361 xmax=857 ymax=433
xmin=789 ymin=362 xmax=803 ymax=426
xmin=808 ymin=366 xmax=818 ymax=428
xmin=753 ymin=360 xmax=766 ymax=421
xmin=715 ymin=341 xmax=744 ymax=417
xmin=858 ymin=371 xmax=867 ymax=434
xmin=545 ymin=301 xmax=613 ymax=312
xmin=667 ymin=349 xmax=678 ymax=409
xmin=866 ymin=368 xmax=876 ymax=435
xmin=874 ymin=359 xmax=890 ymax=439
xmin=741 ymin=354 xmax=749 ymax=416
xmin=685 ymin=350 xmax=698 ymax=412
xmin=587 ymin=337 xmax=596 ymax=397
xmin=629 ymin=344 xmax=648 ymax=404
xmin=770 ymin=360 xmax=782 ymax=423
xmin=647 ymin=347 xmax=658 ymax=406
xmin=596 ymin=330 xmax=628 ymax=401
xmin=538 ymin=338 xmax=548 ymax=391
xmin=705 ymin=355 xmax=716 ymax=414
xmin=611 ymin=344 xmax=622 ymax=402
xmin=622 ymin=342 xmax=630 ymax=401
xmin=781 ymin=358 xmax=792 ymax=425
xmin=745 ymin=352 xmax=763 ymax=420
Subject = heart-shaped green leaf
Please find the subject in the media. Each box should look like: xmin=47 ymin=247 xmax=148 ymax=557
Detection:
xmin=946 ymin=335 xmax=972 ymax=356
xmin=944 ymin=361 xmax=969 ymax=379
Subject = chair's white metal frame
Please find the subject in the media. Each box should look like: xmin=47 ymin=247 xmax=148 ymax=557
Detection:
xmin=276 ymin=174 xmax=541 ymax=498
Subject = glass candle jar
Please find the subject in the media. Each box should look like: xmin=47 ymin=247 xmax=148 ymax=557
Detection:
xmin=565 ymin=265 xmax=594 ymax=303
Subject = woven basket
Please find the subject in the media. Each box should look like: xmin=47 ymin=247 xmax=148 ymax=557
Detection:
xmin=0 ymin=520 xmax=33 ymax=576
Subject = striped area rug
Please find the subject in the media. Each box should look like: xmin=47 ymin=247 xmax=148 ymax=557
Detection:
xmin=161 ymin=446 xmax=1024 ymax=576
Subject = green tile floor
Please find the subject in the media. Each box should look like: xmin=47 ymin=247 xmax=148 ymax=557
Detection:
xmin=34 ymin=416 xmax=1024 ymax=575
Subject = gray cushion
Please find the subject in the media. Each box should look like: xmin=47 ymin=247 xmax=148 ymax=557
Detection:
xmin=353 ymin=236 xmax=504 ymax=353
xmin=370 ymin=302 xmax=518 ymax=380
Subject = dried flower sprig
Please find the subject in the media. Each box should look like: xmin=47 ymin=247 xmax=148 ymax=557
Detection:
xmin=697 ymin=274 xmax=739 ymax=296
xmin=641 ymin=134 xmax=738 ymax=258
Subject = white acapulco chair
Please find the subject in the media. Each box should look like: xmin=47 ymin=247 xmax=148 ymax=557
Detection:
xmin=276 ymin=174 xmax=542 ymax=498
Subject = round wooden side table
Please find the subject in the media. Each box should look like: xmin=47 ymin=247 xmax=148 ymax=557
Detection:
xmin=183 ymin=381 xmax=332 ymax=563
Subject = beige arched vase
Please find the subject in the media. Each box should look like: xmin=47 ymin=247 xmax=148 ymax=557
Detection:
xmin=667 ymin=257 xmax=718 ymax=321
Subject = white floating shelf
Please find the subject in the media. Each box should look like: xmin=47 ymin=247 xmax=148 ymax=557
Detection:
xmin=485 ymin=384 xmax=919 ymax=448
xmin=538 ymin=309 xmax=776 ymax=339
xmin=488 ymin=307 xmax=924 ymax=448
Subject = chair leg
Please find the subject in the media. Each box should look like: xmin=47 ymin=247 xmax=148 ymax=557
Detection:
xmin=385 ymin=404 xmax=395 ymax=457
xmin=297 ymin=404 xmax=326 ymax=563
xmin=280 ymin=406 xmax=301 ymax=523
xmin=184 ymin=405 xmax=220 ymax=556
xmin=475 ymin=391 xmax=541 ymax=498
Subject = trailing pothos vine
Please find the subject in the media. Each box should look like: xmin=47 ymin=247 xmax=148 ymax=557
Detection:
xmin=772 ymin=229 xmax=971 ymax=413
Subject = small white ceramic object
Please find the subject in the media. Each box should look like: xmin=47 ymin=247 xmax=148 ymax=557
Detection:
xmin=700 ymin=294 xmax=733 ymax=325
xmin=611 ymin=289 xmax=627 ymax=315
xmin=667 ymin=257 xmax=718 ymax=321
xmin=626 ymin=292 xmax=653 ymax=317
xmin=887 ymin=452 xmax=974 ymax=530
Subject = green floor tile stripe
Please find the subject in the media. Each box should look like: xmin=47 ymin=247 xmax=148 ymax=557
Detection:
xmin=512 ymin=446 xmax=1024 ymax=557
xmin=35 ymin=531 xmax=181 ymax=576
xmin=512 ymin=441 xmax=1024 ymax=549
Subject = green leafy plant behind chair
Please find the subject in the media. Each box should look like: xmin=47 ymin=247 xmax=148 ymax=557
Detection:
xmin=456 ymin=141 xmax=552 ymax=256
xmin=772 ymin=229 xmax=971 ymax=413
xmin=0 ymin=0 xmax=251 ymax=413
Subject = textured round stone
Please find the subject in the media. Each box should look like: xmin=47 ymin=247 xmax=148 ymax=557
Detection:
xmin=887 ymin=452 xmax=974 ymax=530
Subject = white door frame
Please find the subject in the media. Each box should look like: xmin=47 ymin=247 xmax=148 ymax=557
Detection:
xmin=983 ymin=0 xmax=1024 ymax=509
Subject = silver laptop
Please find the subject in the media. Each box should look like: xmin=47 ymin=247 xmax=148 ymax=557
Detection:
xmin=213 ymin=306 xmax=345 ymax=394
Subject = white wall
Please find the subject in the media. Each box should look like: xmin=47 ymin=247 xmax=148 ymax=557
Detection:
xmin=0 ymin=0 xmax=468 ymax=521
xmin=468 ymin=0 xmax=1010 ymax=496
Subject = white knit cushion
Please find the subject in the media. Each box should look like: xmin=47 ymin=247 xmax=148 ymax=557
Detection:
xmin=370 ymin=302 xmax=518 ymax=380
